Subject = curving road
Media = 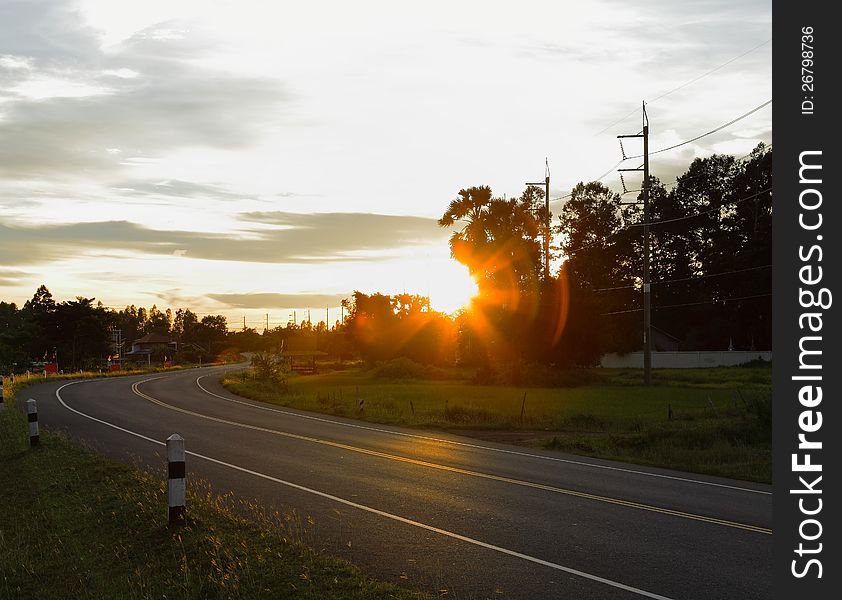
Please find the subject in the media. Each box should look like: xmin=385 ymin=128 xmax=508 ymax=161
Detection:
xmin=24 ymin=365 xmax=771 ymax=599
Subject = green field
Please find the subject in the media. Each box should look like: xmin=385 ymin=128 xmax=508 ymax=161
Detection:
xmin=222 ymin=363 xmax=772 ymax=483
xmin=0 ymin=382 xmax=427 ymax=600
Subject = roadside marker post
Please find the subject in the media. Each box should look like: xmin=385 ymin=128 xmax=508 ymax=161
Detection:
xmin=27 ymin=399 xmax=39 ymax=446
xmin=0 ymin=377 xmax=5 ymax=413
xmin=167 ymin=434 xmax=186 ymax=525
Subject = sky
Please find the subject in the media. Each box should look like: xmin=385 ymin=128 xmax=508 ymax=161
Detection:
xmin=0 ymin=0 xmax=772 ymax=329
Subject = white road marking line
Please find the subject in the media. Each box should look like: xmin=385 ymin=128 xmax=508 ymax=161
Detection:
xmin=54 ymin=380 xmax=678 ymax=600
xmin=134 ymin=379 xmax=770 ymax=534
xmin=196 ymin=374 xmax=771 ymax=496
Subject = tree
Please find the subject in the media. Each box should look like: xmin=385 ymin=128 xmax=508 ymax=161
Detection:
xmin=552 ymin=182 xmax=641 ymax=359
xmin=52 ymin=297 xmax=111 ymax=370
xmin=115 ymin=305 xmax=145 ymax=349
xmin=554 ymin=146 xmax=773 ymax=355
xmin=439 ymin=186 xmax=546 ymax=363
xmin=438 ymin=185 xmax=494 ymax=277
xmin=173 ymin=308 xmax=199 ymax=342
xmin=199 ymin=315 xmax=229 ymax=356
xmin=21 ymin=285 xmax=59 ymax=361
xmin=0 ymin=302 xmax=31 ymax=372
xmin=557 ymin=182 xmax=628 ymax=290
xmin=439 ymin=186 xmax=542 ymax=297
xmin=344 ymin=291 xmax=456 ymax=365
xmin=147 ymin=305 xmax=172 ymax=335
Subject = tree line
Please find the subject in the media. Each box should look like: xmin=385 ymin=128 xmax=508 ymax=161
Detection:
xmin=0 ymin=286 xmax=230 ymax=372
xmin=431 ymin=142 xmax=771 ymax=369
xmin=0 ymin=144 xmax=770 ymax=374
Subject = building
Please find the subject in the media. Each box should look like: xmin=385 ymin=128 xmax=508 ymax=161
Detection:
xmin=651 ymin=326 xmax=682 ymax=352
xmin=124 ymin=333 xmax=178 ymax=364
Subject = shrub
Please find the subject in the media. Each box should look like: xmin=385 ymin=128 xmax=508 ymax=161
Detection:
xmin=250 ymin=352 xmax=288 ymax=391
xmin=469 ymin=364 xmax=497 ymax=385
xmin=373 ymin=357 xmax=428 ymax=380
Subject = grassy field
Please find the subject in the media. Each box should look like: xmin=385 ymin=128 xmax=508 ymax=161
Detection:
xmin=221 ymin=363 xmax=772 ymax=483
xmin=0 ymin=383 xmax=427 ymax=599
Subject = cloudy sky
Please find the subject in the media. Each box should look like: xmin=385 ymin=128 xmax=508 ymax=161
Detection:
xmin=0 ymin=0 xmax=771 ymax=328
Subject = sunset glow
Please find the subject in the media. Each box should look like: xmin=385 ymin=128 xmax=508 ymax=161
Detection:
xmin=0 ymin=0 xmax=770 ymax=327
xmin=427 ymin=262 xmax=480 ymax=315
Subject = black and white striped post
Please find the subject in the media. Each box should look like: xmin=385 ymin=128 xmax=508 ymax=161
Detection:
xmin=166 ymin=433 xmax=186 ymax=525
xmin=0 ymin=377 xmax=5 ymax=413
xmin=27 ymin=399 xmax=39 ymax=446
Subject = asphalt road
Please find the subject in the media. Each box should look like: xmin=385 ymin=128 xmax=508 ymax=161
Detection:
xmin=24 ymin=365 xmax=772 ymax=599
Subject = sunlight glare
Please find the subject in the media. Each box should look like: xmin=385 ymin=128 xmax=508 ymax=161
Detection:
xmin=428 ymin=262 xmax=479 ymax=315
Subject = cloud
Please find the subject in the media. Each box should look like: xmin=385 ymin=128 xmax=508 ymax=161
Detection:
xmin=151 ymin=289 xmax=214 ymax=309
xmin=113 ymin=179 xmax=255 ymax=202
xmin=239 ymin=211 xmax=447 ymax=245
xmin=0 ymin=212 xmax=447 ymax=267
xmin=208 ymin=292 xmax=349 ymax=310
xmin=0 ymin=0 xmax=100 ymax=65
xmin=0 ymin=2 xmax=290 ymax=179
xmin=0 ymin=267 xmax=30 ymax=287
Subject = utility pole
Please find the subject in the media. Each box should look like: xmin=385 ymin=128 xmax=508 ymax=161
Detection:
xmin=526 ymin=158 xmax=551 ymax=279
xmin=243 ymin=315 xmax=246 ymax=331
xmin=265 ymin=313 xmax=269 ymax=331
xmin=618 ymin=102 xmax=652 ymax=385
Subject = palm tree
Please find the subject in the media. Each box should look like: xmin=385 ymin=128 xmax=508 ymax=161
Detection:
xmin=439 ymin=186 xmax=542 ymax=294
xmin=438 ymin=186 xmax=494 ymax=275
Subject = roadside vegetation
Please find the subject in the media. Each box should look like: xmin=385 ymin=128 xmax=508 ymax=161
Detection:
xmin=0 ymin=383 xmax=427 ymax=600
xmin=222 ymin=359 xmax=771 ymax=483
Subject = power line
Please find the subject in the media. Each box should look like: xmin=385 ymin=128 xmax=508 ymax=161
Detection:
xmin=600 ymin=292 xmax=772 ymax=315
xmin=625 ymin=187 xmax=771 ymax=228
xmin=552 ymin=125 xmax=771 ymax=205
xmin=658 ymin=292 xmax=773 ymax=310
xmin=659 ymin=144 xmax=773 ymax=190
xmin=563 ymin=186 xmax=771 ymax=255
xmin=594 ymin=38 xmax=771 ymax=136
xmin=649 ymin=40 xmax=771 ymax=104
xmin=592 ymin=283 xmax=638 ymax=292
xmin=562 ymin=228 xmax=627 ymax=255
xmin=593 ymin=264 xmax=772 ymax=292
xmin=655 ymin=264 xmax=772 ymax=286
xmin=551 ymin=159 xmax=626 ymax=203
xmin=625 ymin=100 xmax=772 ymax=160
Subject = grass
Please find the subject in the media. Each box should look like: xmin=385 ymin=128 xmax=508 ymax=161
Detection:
xmin=221 ymin=363 xmax=772 ymax=482
xmin=7 ymin=362 xmax=199 ymax=387
xmin=0 ymin=384 xmax=428 ymax=599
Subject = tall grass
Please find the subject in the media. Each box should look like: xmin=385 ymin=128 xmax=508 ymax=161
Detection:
xmin=221 ymin=365 xmax=772 ymax=482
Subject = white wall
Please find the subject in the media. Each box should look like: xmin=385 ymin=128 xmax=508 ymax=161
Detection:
xmin=600 ymin=351 xmax=772 ymax=369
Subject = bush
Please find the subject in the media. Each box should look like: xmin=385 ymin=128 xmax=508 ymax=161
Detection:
xmin=469 ymin=364 xmax=497 ymax=385
xmin=373 ymin=357 xmax=428 ymax=380
xmin=250 ymin=352 xmax=288 ymax=390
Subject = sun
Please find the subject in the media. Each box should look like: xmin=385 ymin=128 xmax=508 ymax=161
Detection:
xmin=428 ymin=262 xmax=479 ymax=314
